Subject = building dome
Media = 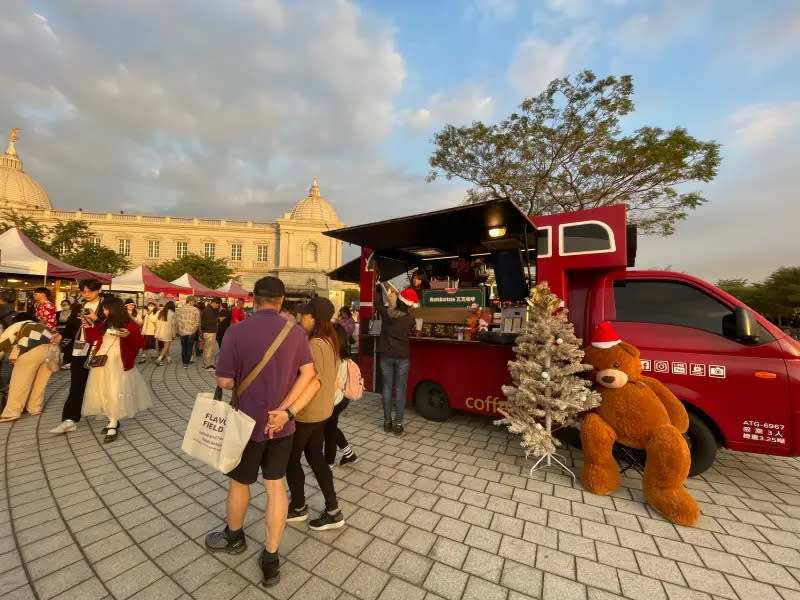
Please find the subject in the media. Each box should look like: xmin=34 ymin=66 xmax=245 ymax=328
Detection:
xmin=0 ymin=131 xmax=53 ymax=211
xmin=289 ymin=177 xmax=338 ymax=223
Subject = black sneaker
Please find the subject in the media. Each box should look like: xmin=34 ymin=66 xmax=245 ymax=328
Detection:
xmin=309 ymin=510 xmax=345 ymax=531
xmin=339 ymin=453 xmax=359 ymax=466
xmin=259 ymin=550 xmax=280 ymax=587
xmin=394 ymin=424 xmax=404 ymax=436
xmin=204 ymin=527 xmax=247 ymax=554
xmin=383 ymin=421 xmax=393 ymax=432
xmin=287 ymin=505 xmax=308 ymax=522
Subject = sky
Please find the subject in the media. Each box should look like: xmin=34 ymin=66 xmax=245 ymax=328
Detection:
xmin=1 ymin=0 xmax=799 ymax=283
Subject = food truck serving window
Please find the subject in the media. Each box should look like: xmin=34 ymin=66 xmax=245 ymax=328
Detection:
xmin=536 ymin=226 xmax=552 ymax=258
xmin=559 ymin=221 xmax=615 ymax=255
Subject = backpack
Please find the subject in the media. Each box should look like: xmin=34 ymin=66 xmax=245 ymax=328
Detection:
xmin=343 ymin=358 xmax=364 ymax=401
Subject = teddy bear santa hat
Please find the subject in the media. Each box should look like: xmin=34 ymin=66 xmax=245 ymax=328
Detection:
xmin=591 ymin=321 xmax=621 ymax=349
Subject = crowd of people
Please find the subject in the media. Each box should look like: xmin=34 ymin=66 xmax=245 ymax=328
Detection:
xmin=0 ymin=274 xmax=394 ymax=588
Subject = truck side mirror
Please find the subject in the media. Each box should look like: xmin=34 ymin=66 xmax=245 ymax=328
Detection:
xmin=735 ymin=306 xmax=760 ymax=344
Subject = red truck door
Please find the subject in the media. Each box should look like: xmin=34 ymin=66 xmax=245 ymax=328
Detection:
xmin=602 ymin=273 xmax=792 ymax=462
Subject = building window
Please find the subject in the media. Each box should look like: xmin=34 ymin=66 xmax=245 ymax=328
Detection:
xmin=257 ymin=244 xmax=269 ymax=262
xmin=305 ymin=242 xmax=318 ymax=264
xmin=119 ymin=239 xmax=130 ymax=257
xmin=147 ymin=240 xmax=160 ymax=259
xmin=89 ymin=236 xmax=101 ymax=247
xmin=204 ymin=243 xmax=216 ymax=259
xmin=176 ymin=241 xmax=188 ymax=259
xmin=56 ymin=241 xmax=69 ymax=255
xmin=230 ymin=244 xmax=242 ymax=261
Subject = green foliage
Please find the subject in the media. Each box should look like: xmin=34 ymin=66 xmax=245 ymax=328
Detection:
xmin=0 ymin=209 xmax=51 ymax=250
xmin=343 ymin=287 xmax=360 ymax=307
xmin=50 ymin=220 xmax=95 ymax=258
xmin=63 ymin=244 xmax=131 ymax=276
xmin=151 ymin=253 xmax=234 ymax=289
xmin=717 ymin=267 xmax=800 ymax=323
xmin=428 ymin=70 xmax=721 ymax=236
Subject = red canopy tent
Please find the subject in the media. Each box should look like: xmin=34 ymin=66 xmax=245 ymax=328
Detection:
xmin=108 ymin=265 xmax=192 ymax=297
xmin=0 ymin=227 xmax=111 ymax=283
xmin=215 ymin=279 xmax=251 ymax=300
xmin=170 ymin=273 xmax=225 ymax=297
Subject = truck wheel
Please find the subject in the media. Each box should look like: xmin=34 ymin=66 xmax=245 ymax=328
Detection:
xmin=686 ymin=412 xmax=717 ymax=477
xmin=414 ymin=381 xmax=451 ymax=422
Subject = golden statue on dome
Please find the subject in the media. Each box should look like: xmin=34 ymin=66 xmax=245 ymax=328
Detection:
xmin=10 ymin=128 xmax=19 ymax=142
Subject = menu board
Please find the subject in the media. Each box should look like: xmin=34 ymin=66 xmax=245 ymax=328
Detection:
xmin=421 ymin=287 xmax=483 ymax=308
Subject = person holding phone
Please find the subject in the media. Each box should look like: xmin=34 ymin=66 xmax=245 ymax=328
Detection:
xmin=51 ymin=279 xmax=104 ymax=434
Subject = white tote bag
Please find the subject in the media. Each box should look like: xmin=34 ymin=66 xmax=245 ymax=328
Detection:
xmin=181 ymin=320 xmax=294 ymax=474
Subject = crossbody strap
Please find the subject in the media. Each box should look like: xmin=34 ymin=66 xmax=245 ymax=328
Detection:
xmin=231 ymin=320 xmax=294 ymax=409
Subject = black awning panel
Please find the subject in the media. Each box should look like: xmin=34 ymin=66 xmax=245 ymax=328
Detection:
xmin=324 ymin=199 xmax=533 ymax=261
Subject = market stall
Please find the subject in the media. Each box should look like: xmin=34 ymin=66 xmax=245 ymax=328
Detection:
xmin=170 ymin=273 xmax=225 ymax=298
xmin=107 ymin=265 xmax=192 ymax=298
xmin=215 ymin=279 xmax=251 ymax=300
xmin=325 ymin=199 xmax=535 ymax=420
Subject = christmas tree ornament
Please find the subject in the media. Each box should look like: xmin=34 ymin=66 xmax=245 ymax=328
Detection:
xmin=496 ymin=282 xmax=602 ymax=482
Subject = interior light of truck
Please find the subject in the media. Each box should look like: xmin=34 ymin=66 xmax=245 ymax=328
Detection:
xmin=488 ymin=226 xmax=507 ymax=238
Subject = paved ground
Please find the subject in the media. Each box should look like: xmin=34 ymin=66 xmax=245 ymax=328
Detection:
xmin=4 ymin=358 xmax=800 ymax=600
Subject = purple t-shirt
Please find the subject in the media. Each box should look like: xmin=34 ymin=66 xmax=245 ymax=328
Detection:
xmin=216 ymin=308 xmax=312 ymax=441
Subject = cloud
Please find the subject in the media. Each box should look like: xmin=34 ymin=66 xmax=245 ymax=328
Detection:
xmin=0 ymin=0 xmax=427 ymax=227
xmin=615 ymin=0 xmax=710 ymax=51
xmin=506 ymin=29 xmax=594 ymax=97
xmin=402 ymin=82 xmax=494 ymax=135
xmin=466 ymin=0 xmax=519 ymax=22
xmin=720 ymin=4 xmax=800 ymax=73
xmin=729 ymin=102 xmax=800 ymax=149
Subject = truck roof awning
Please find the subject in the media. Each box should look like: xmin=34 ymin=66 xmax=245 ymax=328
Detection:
xmin=327 ymin=258 xmax=360 ymax=284
xmin=324 ymin=199 xmax=534 ymax=264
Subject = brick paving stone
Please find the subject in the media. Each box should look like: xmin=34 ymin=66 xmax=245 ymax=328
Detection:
xmin=676 ymin=563 xmax=736 ymax=599
xmin=399 ymin=526 xmax=438 ymax=555
xmin=618 ymin=570 xmax=668 ymax=600
xmin=741 ymin=557 xmax=800 ymax=590
xmin=536 ymin=546 xmax=576 ymax=579
xmin=390 ymin=549 xmax=434 ymax=586
xmin=344 ymin=562 xmax=391 ymax=600
xmin=423 ymin=562 xmax=469 ymax=600
xmin=559 ymin=531 xmax=597 ymax=560
xmin=381 ymin=577 xmax=427 ymax=600
xmin=430 ymin=537 xmax=469 ymax=570
xmin=462 ymin=547 xmax=505 ymax=583
xmin=434 ymin=516 xmax=470 ymax=542
xmin=576 ymin=558 xmax=621 ymax=594
xmin=359 ymin=537 xmax=402 ymax=570
xmin=635 ymin=552 xmax=685 ymax=586
xmin=462 ymin=575 xmax=508 ymax=600
xmin=313 ymin=549 xmax=359 ymax=586
xmin=726 ymin=574 xmax=785 ymax=600
xmin=543 ymin=572 xmax=588 ymax=600
xmin=595 ymin=541 xmax=640 ymax=572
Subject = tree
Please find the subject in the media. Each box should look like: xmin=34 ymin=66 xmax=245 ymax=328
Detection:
xmin=63 ymin=244 xmax=131 ymax=275
xmin=428 ymin=71 xmax=721 ymax=236
xmin=151 ymin=253 xmax=234 ymax=289
xmin=495 ymin=283 xmax=601 ymax=477
xmin=0 ymin=209 xmax=51 ymax=250
xmin=759 ymin=267 xmax=800 ymax=326
xmin=344 ymin=287 xmax=360 ymax=307
xmin=49 ymin=220 xmax=95 ymax=258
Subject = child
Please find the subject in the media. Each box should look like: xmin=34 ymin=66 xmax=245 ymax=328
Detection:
xmin=325 ymin=323 xmax=360 ymax=466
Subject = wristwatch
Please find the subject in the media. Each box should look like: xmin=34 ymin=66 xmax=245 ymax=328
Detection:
xmin=286 ymin=407 xmax=296 ymax=421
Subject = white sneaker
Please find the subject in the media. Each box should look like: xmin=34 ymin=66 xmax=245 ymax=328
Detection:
xmin=50 ymin=419 xmax=77 ymax=434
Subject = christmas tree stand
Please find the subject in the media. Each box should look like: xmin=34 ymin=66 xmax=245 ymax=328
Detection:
xmin=528 ymin=452 xmax=575 ymax=483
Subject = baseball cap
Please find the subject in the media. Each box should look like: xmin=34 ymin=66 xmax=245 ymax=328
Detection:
xmin=298 ymin=296 xmax=335 ymax=322
xmin=123 ymin=298 xmax=136 ymax=306
xmin=253 ymin=276 xmax=286 ymax=298
xmin=186 ymin=295 xmax=196 ymax=303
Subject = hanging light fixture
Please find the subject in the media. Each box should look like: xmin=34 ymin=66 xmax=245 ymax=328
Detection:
xmin=488 ymin=226 xmax=507 ymax=238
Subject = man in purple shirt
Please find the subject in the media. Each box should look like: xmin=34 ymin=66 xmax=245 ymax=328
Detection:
xmin=204 ymin=276 xmax=317 ymax=587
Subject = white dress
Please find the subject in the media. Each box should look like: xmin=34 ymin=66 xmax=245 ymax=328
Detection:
xmin=82 ymin=333 xmax=153 ymax=421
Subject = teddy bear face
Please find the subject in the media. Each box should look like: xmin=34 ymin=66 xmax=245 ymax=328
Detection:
xmin=584 ymin=341 xmax=642 ymax=389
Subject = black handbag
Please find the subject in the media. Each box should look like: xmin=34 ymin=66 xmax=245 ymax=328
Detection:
xmin=85 ymin=338 xmax=117 ymax=369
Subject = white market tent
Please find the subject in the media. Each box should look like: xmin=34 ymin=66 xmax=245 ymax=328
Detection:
xmin=107 ymin=265 xmax=192 ymax=297
xmin=215 ymin=279 xmax=251 ymax=300
xmin=170 ymin=273 xmax=224 ymax=297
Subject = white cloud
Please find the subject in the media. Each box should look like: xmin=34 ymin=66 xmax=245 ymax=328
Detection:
xmin=0 ymin=0 xmax=414 ymax=226
xmin=402 ymin=82 xmax=494 ymax=135
xmin=729 ymin=102 xmax=800 ymax=149
xmin=506 ymin=29 xmax=593 ymax=97
xmin=615 ymin=0 xmax=710 ymax=51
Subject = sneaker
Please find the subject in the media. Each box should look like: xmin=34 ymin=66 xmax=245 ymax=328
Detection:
xmin=286 ymin=505 xmax=308 ymax=522
xmin=204 ymin=527 xmax=247 ymax=554
xmin=165 ymin=357 xmax=173 ymax=364
xmin=137 ymin=357 xmax=147 ymax=364
xmin=183 ymin=364 xmax=189 ymax=369
xmin=309 ymin=510 xmax=345 ymax=531
xmin=50 ymin=419 xmax=77 ymax=434
xmin=203 ymin=365 xmax=216 ymax=371
xmin=259 ymin=550 xmax=280 ymax=587
xmin=383 ymin=421 xmax=393 ymax=432
xmin=339 ymin=453 xmax=359 ymax=467
xmin=60 ymin=363 xmax=71 ymax=370
xmin=154 ymin=357 xmax=163 ymax=366
xmin=393 ymin=424 xmax=404 ymax=436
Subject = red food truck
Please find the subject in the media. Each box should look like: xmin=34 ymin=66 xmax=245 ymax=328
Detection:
xmin=325 ymin=200 xmax=800 ymax=475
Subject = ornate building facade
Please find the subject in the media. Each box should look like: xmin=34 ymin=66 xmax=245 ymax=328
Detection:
xmin=0 ymin=132 xmax=348 ymax=305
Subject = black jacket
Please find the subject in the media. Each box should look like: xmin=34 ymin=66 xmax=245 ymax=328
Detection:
xmin=376 ymin=285 xmax=413 ymax=359
xmin=201 ymin=306 xmax=218 ymax=334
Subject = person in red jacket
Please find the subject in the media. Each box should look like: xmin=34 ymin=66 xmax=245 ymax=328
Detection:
xmin=231 ymin=298 xmax=246 ymax=324
xmin=81 ymin=297 xmax=153 ymax=442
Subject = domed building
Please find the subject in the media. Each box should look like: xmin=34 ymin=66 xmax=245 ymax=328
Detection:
xmin=1 ymin=130 xmax=348 ymax=304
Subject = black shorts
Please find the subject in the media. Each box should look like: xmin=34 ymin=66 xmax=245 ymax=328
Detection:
xmin=226 ymin=435 xmax=294 ymax=484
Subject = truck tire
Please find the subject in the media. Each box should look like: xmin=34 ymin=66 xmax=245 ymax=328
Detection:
xmin=686 ymin=412 xmax=717 ymax=477
xmin=414 ymin=381 xmax=451 ymax=422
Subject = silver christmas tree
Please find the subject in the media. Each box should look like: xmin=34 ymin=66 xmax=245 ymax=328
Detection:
xmin=496 ymin=283 xmax=602 ymax=479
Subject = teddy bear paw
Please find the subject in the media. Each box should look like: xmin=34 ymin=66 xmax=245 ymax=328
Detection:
xmin=580 ymin=463 xmax=621 ymax=495
xmin=645 ymin=486 xmax=700 ymax=527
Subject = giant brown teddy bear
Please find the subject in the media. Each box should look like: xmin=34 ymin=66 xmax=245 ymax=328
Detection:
xmin=580 ymin=322 xmax=700 ymax=527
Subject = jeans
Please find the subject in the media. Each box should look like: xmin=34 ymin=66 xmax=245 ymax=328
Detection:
xmin=380 ymin=356 xmax=409 ymax=425
xmin=179 ymin=335 xmax=194 ymax=365
xmin=324 ymin=399 xmax=350 ymax=465
xmin=286 ymin=421 xmax=339 ymax=512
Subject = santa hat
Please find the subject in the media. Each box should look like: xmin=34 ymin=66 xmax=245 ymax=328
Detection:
xmin=398 ymin=287 xmax=419 ymax=308
xmin=591 ymin=321 xmax=621 ymax=349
